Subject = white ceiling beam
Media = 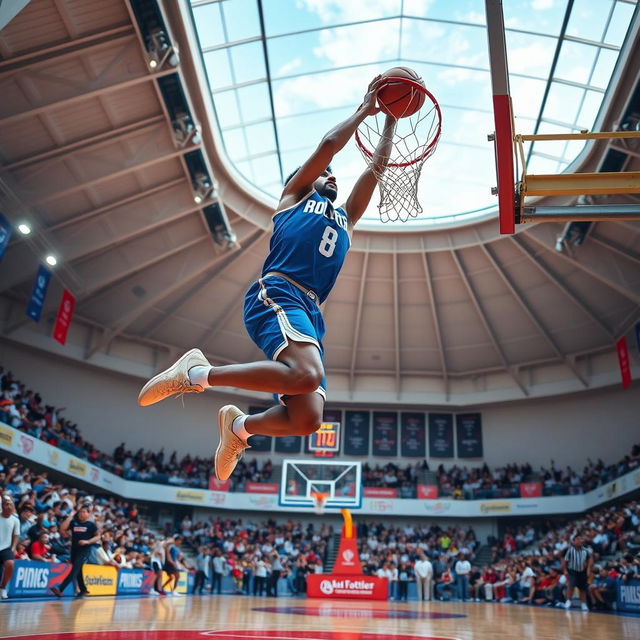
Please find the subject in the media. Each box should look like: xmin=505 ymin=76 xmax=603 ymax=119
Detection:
xmin=0 ymin=67 xmax=176 ymax=127
xmin=481 ymin=243 xmax=589 ymax=387
xmin=450 ymin=248 xmax=529 ymax=396
xmin=523 ymin=231 xmax=640 ymax=306
xmin=348 ymin=243 xmax=370 ymax=397
xmin=510 ymin=235 xmax=615 ymax=340
xmin=392 ymin=246 xmax=400 ymax=399
xmin=85 ymin=229 xmax=267 ymax=358
xmin=5 ymin=116 xmax=165 ymax=171
xmin=419 ymin=241 xmax=449 ymax=400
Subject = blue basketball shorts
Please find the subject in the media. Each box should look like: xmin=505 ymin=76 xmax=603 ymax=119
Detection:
xmin=243 ymin=275 xmax=327 ymax=401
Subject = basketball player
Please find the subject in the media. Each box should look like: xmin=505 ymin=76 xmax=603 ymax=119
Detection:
xmin=138 ymin=75 xmax=396 ymax=481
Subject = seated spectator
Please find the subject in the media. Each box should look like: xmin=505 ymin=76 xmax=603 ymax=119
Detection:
xmin=30 ymin=532 xmax=54 ymax=562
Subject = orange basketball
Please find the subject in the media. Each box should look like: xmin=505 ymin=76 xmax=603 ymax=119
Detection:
xmin=377 ymin=67 xmax=426 ymax=118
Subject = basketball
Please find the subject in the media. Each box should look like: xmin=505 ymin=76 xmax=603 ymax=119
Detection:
xmin=377 ymin=67 xmax=426 ymax=118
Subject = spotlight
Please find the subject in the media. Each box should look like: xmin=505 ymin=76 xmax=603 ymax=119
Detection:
xmin=193 ymin=173 xmax=213 ymax=204
xmin=45 ymin=255 xmax=57 ymax=266
xmin=149 ymin=59 xmax=158 ymax=69
xmin=17 ymin=223 xmax=31 ymax=235
xmin=554 ymin=237 xmax=564 ymax=253
xmin=194 ymin=195 xmax=203 ymax=204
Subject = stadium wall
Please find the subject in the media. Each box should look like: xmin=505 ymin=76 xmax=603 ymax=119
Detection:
xmin=2 ymin=340 xmax=638 ymax=468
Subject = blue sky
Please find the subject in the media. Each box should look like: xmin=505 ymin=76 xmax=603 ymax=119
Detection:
xmin=191 ymin=0 xmax=635 ymax=225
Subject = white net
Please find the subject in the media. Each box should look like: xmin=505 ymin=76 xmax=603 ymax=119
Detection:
xmin=311 ymin=492 xmax=328 ymax=515
xmin=355 ymin=83 xmax=442 ymax=223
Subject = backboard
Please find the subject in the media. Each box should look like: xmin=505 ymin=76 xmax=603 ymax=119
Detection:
xmin=279 ymin=459 xmax=362 ymax=510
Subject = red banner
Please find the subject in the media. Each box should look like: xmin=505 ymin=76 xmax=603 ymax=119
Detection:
xmin=244 ymin=482 xmax=278 ymax=494
xmin=417 ymin=484 xmax=438 ymax=499
xmin=519 ymin=482 xmax=542 ymax=498
xmin=306 ymin=574 xmax=388 ymax=600
xmin=208 ymin=477 xmax=229 ymax=491
xmin=52 ymin=289 xmax=75 ymax=345
xmin=332 ymin=536 xmax=362 ymax=575
xmin=616 ymin=336 xmax=632 ymax=388
xmin=363 ymin=487 xmax=398 ymax=498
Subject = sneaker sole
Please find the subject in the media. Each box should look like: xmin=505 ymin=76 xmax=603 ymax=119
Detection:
xmin=138 ymin=348 xmax=205 ymax=406
xmin=214 ymin=405 xmax=243 ymax=481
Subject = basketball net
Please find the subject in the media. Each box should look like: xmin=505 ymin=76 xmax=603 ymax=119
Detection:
xmin=356 ymin=79 xmax=442 ymax=223
xmin=311 ymin=491 xmax=329 ymax=515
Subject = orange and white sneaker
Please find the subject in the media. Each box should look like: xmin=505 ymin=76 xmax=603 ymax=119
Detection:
xmin=215 ymin=405 xmax=250 ymax=481
xmin=137 ymin=348 xmax=211 ymax=406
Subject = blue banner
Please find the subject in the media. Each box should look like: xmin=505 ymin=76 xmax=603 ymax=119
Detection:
xmin=8 ymin=561 xmax=74 ymax=597
xmin=117 ymin=568 xmax=154 ymax=595
xmin=636 ymin=322 xmax=640 ymax=353
xmin=26 ymin=264 xmax=51 ymax=322
xmin=0 ymin=213 xmax=11 ymax=261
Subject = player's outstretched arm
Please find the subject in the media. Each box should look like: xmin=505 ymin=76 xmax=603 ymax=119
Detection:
xmin=277 ymin=75 xmax=385 ymax=211
xmin=345 ymin=113 xmax=396 ymax=228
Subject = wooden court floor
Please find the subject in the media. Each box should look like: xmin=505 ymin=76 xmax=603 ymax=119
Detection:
xmin=1 ymin=595 xmax=638 ymax=640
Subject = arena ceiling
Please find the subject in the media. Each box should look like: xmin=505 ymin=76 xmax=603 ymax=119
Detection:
xmin=0 ymin=0 xmax=638 ymax=407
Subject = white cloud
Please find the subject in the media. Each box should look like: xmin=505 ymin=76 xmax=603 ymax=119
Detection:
xmin=277 ymin=58 xmax=303 ymax=76
xmin=531 ymin=0 xmax=554 ymax=10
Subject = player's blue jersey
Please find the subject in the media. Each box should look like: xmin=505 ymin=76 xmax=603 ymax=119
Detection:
xmin=262 ymin=190 xmax=351 ymax=303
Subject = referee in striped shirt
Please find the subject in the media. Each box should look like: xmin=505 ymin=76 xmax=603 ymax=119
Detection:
xmin=562 ymin=534 xmax=592 ymax=611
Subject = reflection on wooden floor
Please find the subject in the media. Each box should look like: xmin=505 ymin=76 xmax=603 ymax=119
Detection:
xmin=1 ymin=595 xmax=639 ymax=640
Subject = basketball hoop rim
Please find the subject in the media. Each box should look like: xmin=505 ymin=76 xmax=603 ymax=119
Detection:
xmin=355 ymin=76 xmax=442 ymax=168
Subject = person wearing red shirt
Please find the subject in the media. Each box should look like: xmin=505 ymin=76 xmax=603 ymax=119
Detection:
xmin=30 ymin=532 xmax=53 ymax=562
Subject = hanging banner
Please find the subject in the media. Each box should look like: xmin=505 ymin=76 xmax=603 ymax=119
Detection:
xmin=52 ymin=289 xmax=76 ymax=345
xmin=247 ymin=406 xmax=272 ymax=452
xmin=616 ymin=337 xmax=631 ymax=389
xmin=636 ymin=323 xmax=640 ymax=353
xmin=520 ymin=482 xmax=542 ymax=498
xmin=400 ymin=412 xmax=426 ymax=457
xmin=456 ymin=413 xmax=483 ymax=458
xmin=0 ymin=213 xmax=11 ymax=261
xmin=26 ymin=264 xmax=51 ymax=322
xmin=372 ymin=411 xmax=398 ymax=457
xmin=428 ymin=413 xmax=454 ymax=458
xmin=275 ymin=435 xmax=302 ymax=454
xmin=208 ymin=477 xmax=229 ymax=491
xmin=343 ymin=410 xmax=370 ymax=456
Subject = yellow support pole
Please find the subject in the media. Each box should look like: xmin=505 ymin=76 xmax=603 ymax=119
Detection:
xmin=341 ymin=508 xmax=353 ymax=539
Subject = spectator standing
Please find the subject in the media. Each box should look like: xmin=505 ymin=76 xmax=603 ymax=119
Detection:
xmin=397 ymin=562 xmax=411 ymax=601
xmin=163 ymin=535 xmax=183 ymax=595
xmin=151 ymin=538 xmax=167 ymax=595
xmin=268 ymin=550 xmax=283 ymax=597
xmin=211 ymin=549 xmax=226 ymax=595
xmin=414 ymin=552 xmax=433 ymax=601
xmin=51 ymin=503 xmax=100 ymax=598
xmin=563 ymin=534 xmax=592 ymax=611
xmin=454 ymin=553 xmax=471 ymax=601
xmin=0 ymin=493 xmax=20 ymax=600
xmin=254 ymin=556 xmax=267 ymax=596
xmin=194 ymin=547 xmax=211 ymax=595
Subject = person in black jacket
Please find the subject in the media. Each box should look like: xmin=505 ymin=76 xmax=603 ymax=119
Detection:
xmin=51 ymin=503 xmax=100 ymax=598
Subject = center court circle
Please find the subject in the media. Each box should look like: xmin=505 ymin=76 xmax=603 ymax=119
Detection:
xmin=2 ymin=631 xmax=458 ymax=640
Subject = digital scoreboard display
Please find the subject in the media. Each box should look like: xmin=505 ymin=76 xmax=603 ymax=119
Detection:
xmin=308 ymin=422 xmax=340 ymax=453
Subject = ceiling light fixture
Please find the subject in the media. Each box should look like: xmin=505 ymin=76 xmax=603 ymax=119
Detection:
xmin=17 ymin=223 xmax=31 ymax=235
xmin=45 ymin=255 xmax=57 ymax=266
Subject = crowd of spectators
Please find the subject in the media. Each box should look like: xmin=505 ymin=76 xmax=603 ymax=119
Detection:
xmin=2 ymin=365 xmax=639 ymax=499
xmin=169 ymin=515 xmax=332 ymax=597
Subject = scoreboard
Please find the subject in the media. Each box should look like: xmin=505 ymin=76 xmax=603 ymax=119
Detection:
xmin=308 ymin=422 xmax=340 ymax=454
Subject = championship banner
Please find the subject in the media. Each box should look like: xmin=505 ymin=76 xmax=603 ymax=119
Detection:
xmin=456 ymin=413 xmax=483 ymax=458
xmin=247 ymin=406 xmax=272 ymax=452
xmin=8 ymin=561 xmax=73 ymax=598
xmin=372 ymin=411 xmax=398 ymax=456
xmin=275 ymin=435 xmax=302 ymax=454
xmin=306 ymin=574 xmax=388 ymax=600
xmin=417 ymin=484 xmax=438 ymax=499
xmin=343 ymin=410 xmax=370 ymax=456
xmin=520 ymin=482 xmax=542 ymax=498
xmin=428 ymin=413 xmax=454 ymax=458
xmin=616 ymin=336 xmax=632 ymax=388
xmin=0 ymin=213 xmax=11 ymax=261
xmin=400 ymin=412 xmax=426 ymax=457
xmin=26 ymin=264 xmax=51 ymax=322
xmin=82 ymin=564 xmax=117 ymax=596
xmin=53 ymin=288 xmax=76 ymax=345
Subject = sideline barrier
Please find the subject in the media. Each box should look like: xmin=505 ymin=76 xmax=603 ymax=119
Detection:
xmin=617 ymin=578 xmax=640 ymax=613
xmin=6 ymin=561 xmax=190 ymax=598
xmin=2 ymin=421 xmax=639 ymax=516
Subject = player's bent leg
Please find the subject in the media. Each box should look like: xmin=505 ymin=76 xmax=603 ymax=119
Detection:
xmin=137 ymin=348 xmax=212 ymax=406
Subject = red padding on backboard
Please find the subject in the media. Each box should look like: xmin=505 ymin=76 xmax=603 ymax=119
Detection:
xmin=493 ymin=94 xmax=515 ymax=234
